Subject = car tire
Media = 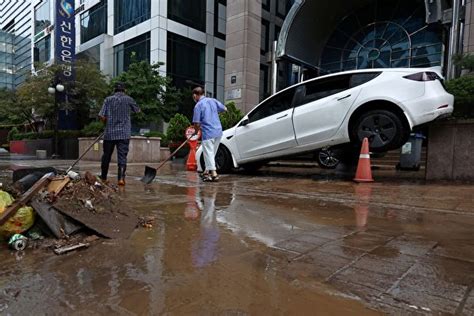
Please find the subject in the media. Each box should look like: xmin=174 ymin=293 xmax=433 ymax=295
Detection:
xmin=315 ymin=149 xmax=341 ymax=169
xmin=199 ymin=145 xmax=233 ymax=174
xmin=351 ymin=109 xmax=407 ymax=152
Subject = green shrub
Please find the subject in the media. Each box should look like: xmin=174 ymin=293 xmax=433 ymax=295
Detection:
xmin=445 ymin=75 xmax=474 ymax=118
xmin=82 ymin=121 xmax=105 ymax=137
xmin=7 ymin=127 xmax=19 ymax=142
xmin=166 ymin=113 xmax=190 ymax=143
xmin=220 ymin=101 xmax=244 ymax=130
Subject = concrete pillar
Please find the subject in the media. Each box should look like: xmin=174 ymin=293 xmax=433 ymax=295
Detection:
xmin=224 ymin=0 xmax=262 ymax=113
xmin=463 ymin=0 xmax=474 ymax=53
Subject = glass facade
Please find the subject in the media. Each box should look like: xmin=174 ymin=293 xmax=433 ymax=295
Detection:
xmin=167 ymin=33 xmax=205 ymax=88
xmin=114 ymin=33 xmax=150 ymax=75
xmin=168 ymin=0 xmax=206 ymax=32
xmin=320 ymin=0 xmax=443 ymax=73
xmin=77 ymin=45 xmax=101 ymax=69
xmin=0 ymin=31 xmax=14 ymax=90
xmin=34 ymin=35 xmax=51 ymax=65
xmin=35 ymin=0 xmax=51 ymax=35
xmin=114 ymin=0 xmax=151 ymax=34
xmin=81 ymin=0 xmax=107 ymax=43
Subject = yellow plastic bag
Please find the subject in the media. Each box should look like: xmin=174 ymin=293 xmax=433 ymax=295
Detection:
xmin=0 ymin=190 xmax=36 ymax=239
xmin=0 ymin=190 xmax=14 ymax=212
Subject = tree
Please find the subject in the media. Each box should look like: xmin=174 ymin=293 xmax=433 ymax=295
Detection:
xmin=0 ymin=61 xmax=109 ymax=131
xmin=67 ymin=60 xmax=110 ymax=127
xmin=0 ymin=88 xmax=20 ymax=125
xmin=112 ymin=60 xmax=179 ymax=125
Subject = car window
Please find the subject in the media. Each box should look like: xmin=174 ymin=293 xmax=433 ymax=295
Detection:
xmin=248 ymin=87 xmax=296 ymax=123
xmin=296 ymin=75 xmax=351 ymax=107
xmin=350 ymin=72 xmax=381 ymax=88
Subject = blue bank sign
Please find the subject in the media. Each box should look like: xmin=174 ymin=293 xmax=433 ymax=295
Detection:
xmin=55 ymin=0 xmax=75 ymax=80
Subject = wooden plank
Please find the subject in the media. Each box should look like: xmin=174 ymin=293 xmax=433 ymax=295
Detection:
xmin=47 ymin=177 xmax=71 ymax=195
xmin=54 ymin=243 xmax=89 ymax=255
xmin=0 ymin=172 xmax=54 ymax=225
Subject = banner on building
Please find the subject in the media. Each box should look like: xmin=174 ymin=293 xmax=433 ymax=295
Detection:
xmin=55 ymin=0 xmax=75 ymax=81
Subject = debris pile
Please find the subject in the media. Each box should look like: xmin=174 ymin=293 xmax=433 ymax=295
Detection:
xmin=0 ymin=170 xmax=140 ymax=255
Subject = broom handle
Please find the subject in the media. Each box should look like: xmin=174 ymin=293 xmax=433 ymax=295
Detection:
xmin=66 ymin=132 xmax=104 ymax=174
xmin=154 ymin=135 xmax=194 ymax=171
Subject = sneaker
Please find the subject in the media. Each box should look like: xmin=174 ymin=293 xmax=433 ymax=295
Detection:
xmin=118 ymin=179 xmax=126 ymax=186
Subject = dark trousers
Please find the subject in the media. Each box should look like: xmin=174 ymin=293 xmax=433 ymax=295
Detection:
xmin=101 ymin=139 xmax=130 ymax=180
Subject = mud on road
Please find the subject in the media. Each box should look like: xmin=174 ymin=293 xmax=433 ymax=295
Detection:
xmin=0 ymin=162 xmax=473 ymax=315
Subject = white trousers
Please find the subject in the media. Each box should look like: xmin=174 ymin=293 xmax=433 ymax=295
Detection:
xmin=202 ymin=137 xmax=221 ymax=172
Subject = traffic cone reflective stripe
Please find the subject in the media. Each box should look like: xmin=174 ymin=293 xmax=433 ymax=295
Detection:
xmin=354 ymin=138 xmax=374 ymax=183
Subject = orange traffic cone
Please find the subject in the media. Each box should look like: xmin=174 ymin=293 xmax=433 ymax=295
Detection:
xmin=186 ymin=140 xmax=198 ymax=171
xmin=354 ymin=138 xmax=374 ymax=183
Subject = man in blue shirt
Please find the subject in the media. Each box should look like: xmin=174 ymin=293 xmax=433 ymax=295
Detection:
xmin=99 ymin=82 xmax=140 ymax=186
xmin=192 ymin=87 xmax=227 ymax=182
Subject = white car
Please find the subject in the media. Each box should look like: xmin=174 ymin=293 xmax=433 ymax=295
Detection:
xmin=197 ymin=68 xmax=454 ymax=173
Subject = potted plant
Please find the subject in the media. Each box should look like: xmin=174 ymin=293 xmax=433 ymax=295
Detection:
xmin=166 ymin=113 xmax=191 ymax=158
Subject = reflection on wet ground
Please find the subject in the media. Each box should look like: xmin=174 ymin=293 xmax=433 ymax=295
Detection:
xmin=0 ymin=160 xmax=474 ymax=314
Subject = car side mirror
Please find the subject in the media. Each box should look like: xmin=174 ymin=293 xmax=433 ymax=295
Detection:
xmin=240 ymin=118 xmax=249 ymax=127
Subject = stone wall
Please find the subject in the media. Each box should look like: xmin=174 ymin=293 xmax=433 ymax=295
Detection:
xmin=79 ymin=137 xmax=163 ymax=163
xmin=426 ymin=119 xmax=474 ymax=181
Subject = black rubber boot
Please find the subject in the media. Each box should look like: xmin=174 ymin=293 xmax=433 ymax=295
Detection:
xmin=101 ymin=164 xmax=109 ymax=181
xmin=118 ymin=166 xmax=126 ymax=186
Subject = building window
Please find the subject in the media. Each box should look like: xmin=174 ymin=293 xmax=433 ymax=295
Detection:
xmin=276 ymin=0 xmax=288 ymax=18
xmin=261 ymin=20 xmax=270 ymax=55
xmin=214 ymin=0 xmax=226 ymax=40
xmin=0 ymin=32 xmax=14 ymax=89
xmin=35 ymin=0 xmax=51 ymax=35
xmin=262 ymin=0 xmax=270 ymax=11
xmin=77 ymin=45 xmax=101 ymax=69
xmin=81 ymin=0 xmax=107 ymax=43
xmin=114 ymin=33 xmax=150 ymax=75
xmin=34 ymin=35 xmax=51 ymax=64
xmin=168 ymin=0 xmax=206 ymax=32
xmin=259 ymin=65 xmax=270 ymax=101
xmin=320 ymin=0 xmax=443 ymax=73
xmin=214 ymin=49 xmax=225 ymax=102
xmin=167 ymin=33 xmax=205 ymax=88
xmin=114 ymin=0 xmax=151 ymax=34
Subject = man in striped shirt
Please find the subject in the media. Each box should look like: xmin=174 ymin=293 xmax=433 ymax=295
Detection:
xmin=99 ymin=82 xmax=140 ymax=186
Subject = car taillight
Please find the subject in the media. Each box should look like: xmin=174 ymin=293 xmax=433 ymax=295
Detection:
xmin=403 ymin=72 xmax=440 ymax=82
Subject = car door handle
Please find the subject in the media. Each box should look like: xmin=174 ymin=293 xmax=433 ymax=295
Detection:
xmin=276 ymin=114 xmax=288 ymax=120
xmin=337 ymin=94 xmax=351 ymax=101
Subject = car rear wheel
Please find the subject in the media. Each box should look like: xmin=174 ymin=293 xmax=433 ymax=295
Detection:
xmin=351 ymin=109 xmax=407 ymax=152
xmin=199 ymin=145 xmax=233 ymax=174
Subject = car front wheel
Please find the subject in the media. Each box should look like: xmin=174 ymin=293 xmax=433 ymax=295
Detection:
xmin=199 ymin=145 xmax=233 ymax=174
xmin=351 ymin=109 xmax=407 ymax=152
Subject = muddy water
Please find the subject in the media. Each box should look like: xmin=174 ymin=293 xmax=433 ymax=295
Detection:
xmin=0 ymin=169 xmax=378 ymax=315
xmin=1 ymin=163 xmax=474 ymax=314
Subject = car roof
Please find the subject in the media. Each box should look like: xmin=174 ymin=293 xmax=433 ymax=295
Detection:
xmin=252 ymin=66 xmax=443 ymax=111
xmin=270 ymin=67 xmax=441 ymax=96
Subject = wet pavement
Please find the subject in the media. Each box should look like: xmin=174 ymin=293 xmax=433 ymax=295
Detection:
xmin=0 ymin=159 xmax=473 ymax=315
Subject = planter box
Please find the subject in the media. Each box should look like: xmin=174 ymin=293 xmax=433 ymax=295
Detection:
xmin=10 ymin=139 xmax=53 ymax=157
xmin=169 ymin=142 xmax=190 ymax=158
xmin=78 ymin=136 xmax=162 ymax=163
xmin=426 ymin=119 xmax=474 ymax=181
